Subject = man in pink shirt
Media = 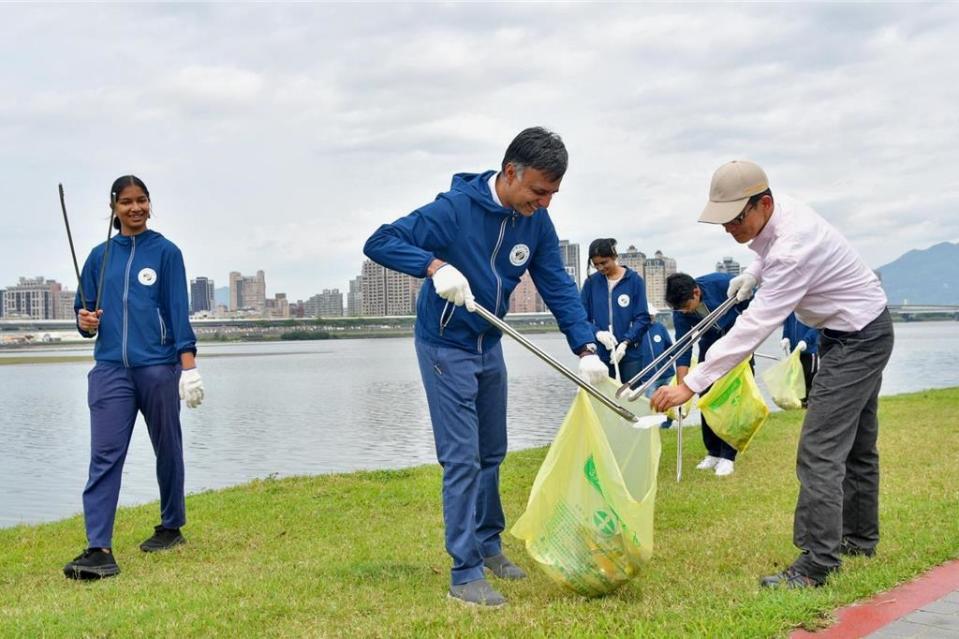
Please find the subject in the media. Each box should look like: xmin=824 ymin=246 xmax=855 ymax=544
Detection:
xmin=651 ymin=160 xmax=894 ymax=589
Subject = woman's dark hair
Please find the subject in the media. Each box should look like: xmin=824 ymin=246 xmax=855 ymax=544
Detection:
xmin=665 ymin=273 xmax=698 ymax=310
xmin=588 ymin=238 xmax=617 ymax=260
xmin=110 ymin=175 xmax=150 ymax=229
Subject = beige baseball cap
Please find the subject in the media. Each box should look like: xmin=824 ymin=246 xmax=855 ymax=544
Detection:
xmin=699 ymin=160 xmax=769 ymax=224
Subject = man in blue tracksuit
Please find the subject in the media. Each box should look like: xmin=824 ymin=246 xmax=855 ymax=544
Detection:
xmin=363 ymin=127 xmax=608 ymax=607
xmin=666 ymin=272 xmax=751 ymax=477
xmin=782 ymin=312 xmax=820 ymax=407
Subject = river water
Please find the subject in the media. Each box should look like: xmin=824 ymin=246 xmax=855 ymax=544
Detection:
xmin=1 ymin=321 xmax=956 ymax=528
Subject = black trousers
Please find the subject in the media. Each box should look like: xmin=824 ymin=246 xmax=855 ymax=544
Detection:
xmin=791 ymin=308 xmax=894 ymax=581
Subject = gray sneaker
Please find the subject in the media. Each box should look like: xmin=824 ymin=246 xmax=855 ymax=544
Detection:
xmin=483 ymin=552 xmax=527 ymax=580
xmin=448 ymin=578 xmax=507 ymax=607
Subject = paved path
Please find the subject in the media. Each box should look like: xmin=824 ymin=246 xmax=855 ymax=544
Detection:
xmin=791 ymin=560 xmax=959 ymax=638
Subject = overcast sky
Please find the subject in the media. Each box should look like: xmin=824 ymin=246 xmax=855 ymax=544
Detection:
xmin=2 ymin=3 xmax=957 ymax=301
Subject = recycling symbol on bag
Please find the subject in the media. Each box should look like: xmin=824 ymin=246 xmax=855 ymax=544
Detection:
xmin=593 ymin=510 xmax=618 ymax=536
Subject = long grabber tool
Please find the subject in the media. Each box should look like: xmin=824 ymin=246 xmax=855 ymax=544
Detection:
xmin=59 ymin=183 xmax=89 ymax=312
xmin=471 ymin=302 xmax=638 ymax=422
xmin=615 ymin=294 xmax=743 ymax=400
xmin=676 ymin=406 xmax=684 ymax=482
xmin=94 ymin=192 xmax=117 ymax=313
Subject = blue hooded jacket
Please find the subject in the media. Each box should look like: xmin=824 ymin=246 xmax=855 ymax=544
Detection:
xmin=580 ymin=267 xmax=650 ymax=364
xmin=636 ymin=321 xmax=675 ymax=384
xmin=672 ymin=272 xmax=750 ymax=368
xmin=75 ymin=229 xmax=196 ymax=367
xmin=363 ymin=171 xmax=594 ymax=354
xmin=782 ymin=313 xmax=819 ymax=355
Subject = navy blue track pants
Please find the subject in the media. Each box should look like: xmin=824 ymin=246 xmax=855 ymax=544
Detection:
xmin=415 ymin=339 xmax=508 ymax=586
xmin=83 ymin=362 xmax=185 ymax=548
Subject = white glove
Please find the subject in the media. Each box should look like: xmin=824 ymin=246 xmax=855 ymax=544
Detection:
xmin=612 ymin=341 xmax=629 ymax=365
xmin=781 ymin=337 xmax=791 ymax=357
xmin=796 ymin=340 xmax=807 ymax=353
xmin=432 ymin=264 xmax=476 ymax=311
xmin=595 ymin=330 xmax=618 ymax=351
xmin=727 ymin=273 xmax=758 ymax=302
xmin=577 ymin=354 xmax=609 ymax=386
xmin=179 ymin=368 xmax=204 ymax=409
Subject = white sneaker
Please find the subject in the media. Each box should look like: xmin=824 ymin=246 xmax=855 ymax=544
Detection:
xmin=696 ymin=455 xmax=721 ymax=470
xmin=714 ymin=459 xmax=735 ymax=477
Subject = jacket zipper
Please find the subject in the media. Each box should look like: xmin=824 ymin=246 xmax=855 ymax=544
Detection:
xmin=479 ymin=215 xmax=510 ymax=353
xmin=121 ymin=235 xmax=136 ymax=367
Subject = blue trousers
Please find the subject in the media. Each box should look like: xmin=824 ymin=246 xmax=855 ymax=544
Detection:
xmin=415 ymin=339 xmax=507 ymax=586
xmin=83 ymin=363 xmax=186 ymax=548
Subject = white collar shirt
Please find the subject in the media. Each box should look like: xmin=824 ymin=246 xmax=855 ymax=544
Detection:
xmin=684 ymin=194 xmax=887 ymax=393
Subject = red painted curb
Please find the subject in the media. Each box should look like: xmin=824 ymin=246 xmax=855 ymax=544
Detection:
xmin=790 ymin=559 xmax=959 ymax=638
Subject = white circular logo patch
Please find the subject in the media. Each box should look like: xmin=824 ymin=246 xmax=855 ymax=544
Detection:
xmin=617 ymin=294 xmax=630 ymax=308
xmin=509 ymin=244 xmax=530 ymax=267
xmin=653 ymin=334 xmax=662 ymax=343
xmin=138 ymin=268 xmax=157 ymax=286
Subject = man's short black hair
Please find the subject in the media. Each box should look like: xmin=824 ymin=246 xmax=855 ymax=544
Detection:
xmin=502 ymin=127 xmax=568 ymax=182
xmin=666 ymin=273 xmax=698 ymax=310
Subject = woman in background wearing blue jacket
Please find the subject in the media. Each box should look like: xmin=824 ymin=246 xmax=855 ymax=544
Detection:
xmin=580 ymin=238 xmax=651 ymax=385
xmin=64 ymin=175 xmax=204 ymax=580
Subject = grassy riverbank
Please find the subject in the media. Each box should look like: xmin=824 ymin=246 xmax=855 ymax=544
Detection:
xmin=2 ymin=388 xmax=957 ymax=638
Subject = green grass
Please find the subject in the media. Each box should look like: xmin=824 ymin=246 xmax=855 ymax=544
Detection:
xmin=2 ymin=388 xmax=957 ymax=638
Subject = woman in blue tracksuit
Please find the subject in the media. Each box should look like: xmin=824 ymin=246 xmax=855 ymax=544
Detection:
xmin=782 ymin=312 xmax=820 ymax=407
xmin=63 ymin=175 xmax=204 ymax=580
xmin=666 ymin=272 xmax=751 ymax=477
xmin=579 ymin=238 xmax=651 ymax=385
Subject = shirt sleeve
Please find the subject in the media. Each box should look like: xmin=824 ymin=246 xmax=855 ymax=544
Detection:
xmin=163 ymin=246 xmax=197 ymax=357
xmin=579 ymin=279 xmax=604 ymax=336
xmin=74 ymin=248 xmax=100 ymax=338
xmin=684 ymin=254 xmax=808 ymax=393
xmin=362 ymin=198 xmax=459 ymax=277
xmin=622 ymin=276 xmax=651 ymax=344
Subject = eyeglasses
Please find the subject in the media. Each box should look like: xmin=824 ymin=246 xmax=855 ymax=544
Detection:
xmin=726 ymin=202 xmax=754 ymax=226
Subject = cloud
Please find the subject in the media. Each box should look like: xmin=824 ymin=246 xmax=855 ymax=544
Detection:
xmin=1 ymin=3 xmax=957 ymax=300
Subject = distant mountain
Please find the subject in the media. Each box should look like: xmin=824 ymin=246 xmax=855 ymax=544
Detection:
xmin=878 ymin=242 xmax=959 ymax=305
xmin=214 ymin=286 xmax=229 ymax=307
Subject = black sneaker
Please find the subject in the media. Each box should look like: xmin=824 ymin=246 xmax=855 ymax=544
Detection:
xmin=63 ymin=548 xmax=120 ymax=580
xmin=139 ymin=525 xmax=186 ymax=552
xmin=840 ymin=540 xmax=876 ymax=557
xmin=759 ymin=566 xmax=822 ymax=589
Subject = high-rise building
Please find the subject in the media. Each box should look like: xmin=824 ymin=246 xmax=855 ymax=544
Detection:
xmin=229 ymin=270 xmax=266 ymax=315
xmin=0 ymin=289 xmax=5 ymax=318
xmin=57 ymin=289 xmax=76 ymax=320
xmin=347 ymin=276 xmax=363 ymax=317
xmin=265 ymin=292 xmax=290 ymax=318
xmin=190 ymin=276 xmax=216 ymax=314
xmin=509 ymin=271 xmax=546 ymax=313
xmin=716 ymin=257 xmax=741 ymax=276
xmin=558 ymin=239 xmax=581 ymax=288
xmin=2 ymin=276 xmax=63 ymax=320
xmin=360 ymin=260 xmax=421 ymax=316
xmin=619 ymin=245 xmax=646 ymax=279
xmin=644 ymin=250 xmax=677 ymax=310
xmin=303 ymin=289 xmax=344 ymax=317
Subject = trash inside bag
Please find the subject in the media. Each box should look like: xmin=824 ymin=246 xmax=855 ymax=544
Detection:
xmin=698 ymin=359 xmax=769 ymax=453
xmin=511 ymin=379 xmax=661 ymax=597
xmin=760 ymin=346 xmax=806 ymax=410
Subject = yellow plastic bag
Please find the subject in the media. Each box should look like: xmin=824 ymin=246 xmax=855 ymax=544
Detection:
xmin=697 ymin=359 xmax=769 ymax=454
xmin=760 ymin=347 xmax=806 ymax=410
xmin=511 ymin=379 xmax=661 ymax=597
